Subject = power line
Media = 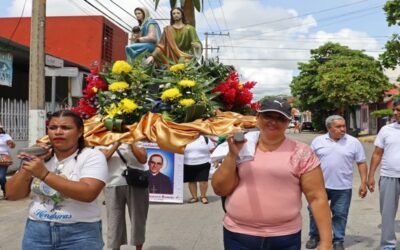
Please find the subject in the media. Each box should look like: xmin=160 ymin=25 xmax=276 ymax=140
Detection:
xmin=207 ymin=0 xmax=222 ymax=32
xmin=107 ymin=0 xmax=137 ymax=20
xmin=217 ymin=0 xmax=235 ymax=59
xmin=219 ymin=58 xmax=310 ymax=61
xmin=232 ymin=5 xmax=383 ymax=40
xmin=221 ymin=0 xmax=371 ymax=32
xmin=70 ymin=0 xmax=129 ymax=43
xmin=4 ymin=0 xmax=28 ymax=48
xmin=93 ymin=0 xmax=132 ymax=29
xmin=82 ymin=0 xmax=131 ymax=32
xmin=217 ymin=45 xmax=385 ymax=52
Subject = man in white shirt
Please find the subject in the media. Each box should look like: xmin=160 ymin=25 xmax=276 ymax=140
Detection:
xmin=368 ymin=99 xmax=400 ymax=250
xmin=306 ymin=115 xmax=368 ymax=250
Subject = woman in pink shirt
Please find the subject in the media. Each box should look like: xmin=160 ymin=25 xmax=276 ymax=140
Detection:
xmin=212 ymin=98 xmax=332 ymax=250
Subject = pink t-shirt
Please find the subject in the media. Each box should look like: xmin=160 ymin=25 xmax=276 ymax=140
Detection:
xmin=224 ymin=138 xmax=320 ymax=237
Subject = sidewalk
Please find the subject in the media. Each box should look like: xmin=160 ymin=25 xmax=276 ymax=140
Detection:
xmin=358 ymin=135 xmax=376 ymax=143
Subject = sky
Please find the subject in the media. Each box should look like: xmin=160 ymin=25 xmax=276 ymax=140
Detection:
xmin=0 ymin=0 xmax=398 ymax=100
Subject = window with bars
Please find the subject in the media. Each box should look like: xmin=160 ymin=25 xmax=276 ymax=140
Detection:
xmin=102 ymin=24 xmax=113 ymax=63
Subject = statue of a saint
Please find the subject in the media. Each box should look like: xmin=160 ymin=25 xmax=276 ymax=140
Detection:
xmin=145 ymin=7 xmax=202 ymax=65
xmin=125 ymin=7 xmax=161 ymax=63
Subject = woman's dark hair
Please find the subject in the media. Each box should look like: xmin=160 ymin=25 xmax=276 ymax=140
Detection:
xmin=48 ymin=110 xmax=85 ymax=160
xmin=134 ymin=7 xmax=145 ymax=26
xmin=0 ymin=127 xmax=4 ymax=134
xmin=170 ymin=7 xmax=186 ymax=25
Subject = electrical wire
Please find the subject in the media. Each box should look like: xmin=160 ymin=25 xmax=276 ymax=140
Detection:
xmin=70 ymin=0 xmax=129 ymax=44
xmin=82 ymin=0 xmax=131 ymax=32
xmin=232 ymin=5 xmax=383 ymax=40
xmin=92 ymin=0 xmax=132 ymax=30
xmin=222 ymin=0 xmax=371 ymax=32
xmin=4 ymin=0 xmax=28 ymax=48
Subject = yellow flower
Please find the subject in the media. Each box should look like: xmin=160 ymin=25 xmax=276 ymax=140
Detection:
xmin=112 ymin=60 xmax=132 ymax=74
xmin=179 ymin=98 xmax=195 ymax=107
xmin=118 ymin=98 xmax=138 ymax=113
xmin=178 ymin=79 xmax=196 ymax=88
xmin=169 ymin=63 xmax=186 ymax=72
xmin=105 ymin=104 xmax=120 ymax=118
xmin=238 ymin=83 xmax=244 ymax=89
xmin=109 ymin=81 xmax=129 ymax=92
xmin=161 ymin=88 xmax=182 ymax=101
xmin=92 ymin=87 xmax=98 ymax=93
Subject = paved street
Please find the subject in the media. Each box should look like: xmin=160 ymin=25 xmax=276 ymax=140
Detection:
xmin=0 ymin=132 xmax=395 ymax=250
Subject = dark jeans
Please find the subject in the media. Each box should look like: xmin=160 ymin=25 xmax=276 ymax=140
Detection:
xmin=309 ymin=188 xmax=352 ymax=243
xmin=0 ymin=166 xmax=8 ymax=193
xmin=223 ymin=227 xmax=301 ymax=250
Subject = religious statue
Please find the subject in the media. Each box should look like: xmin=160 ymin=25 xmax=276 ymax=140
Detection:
xmin=145 ymin=7 xmax=202 ymax=65
xmin=125 ymin=7 xmax=161 ymax=63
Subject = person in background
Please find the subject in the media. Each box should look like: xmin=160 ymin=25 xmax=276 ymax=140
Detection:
xmin=100 ymin=142 xmax=149 ymax=250
xmin=183 ymin=135 xmax=215 ymax=204
xmin=0 ymin=125 xmax=15 ymax=198
xmin=212 ymin=98 xmax=332 ymax=250
xmin=6 ymin=110 xmax=108 ymax=250
xmin=306 ymin=115 xmax=368 ymax=250
xmin=125 ymin=6 xmax=161 ymax=63
xmin=146 ymin=153 xmax=172 ymax=194
xmin=368 ymin=99 xmax=400 ymax=250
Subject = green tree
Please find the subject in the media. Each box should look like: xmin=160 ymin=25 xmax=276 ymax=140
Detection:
xmin=380 ymin=0 xmax=400 ymax=69
xmin=153 ymin=0 xmax=203 ymax=27
xmin=290 ymin=42 xmax=390 ymax=131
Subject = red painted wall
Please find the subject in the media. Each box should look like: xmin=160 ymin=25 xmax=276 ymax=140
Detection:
xmin=0 ymin=16 xmax=128 ymax=68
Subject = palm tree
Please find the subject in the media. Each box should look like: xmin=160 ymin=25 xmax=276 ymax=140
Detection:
xmin=153 ymin=0 xmax=203 ymax=27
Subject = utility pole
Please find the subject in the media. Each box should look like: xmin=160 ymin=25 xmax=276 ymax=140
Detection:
xmin=29 ymin=0 xmax=46 ymax=146
xmin=204 ymin=32 xmax=229 ymax=60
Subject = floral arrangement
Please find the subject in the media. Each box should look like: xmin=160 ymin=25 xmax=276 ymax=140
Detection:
xmin=154 ymin=60 xmax=226 ymax=122
xmin=70 ymin=57 xmax=258 ymax=131
xmin=71 ymin=67 xmax=107 ymax=119
xmin=212 ymin=70 xmax=259 ymax=114
xmin=96 ymin=60 xmax=154 ymax=129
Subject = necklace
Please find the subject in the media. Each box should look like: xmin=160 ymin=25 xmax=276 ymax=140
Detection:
xmin=53 ymin=151 xmax=78 ymax=175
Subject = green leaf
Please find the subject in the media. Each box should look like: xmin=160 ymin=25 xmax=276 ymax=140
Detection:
xmin=193 ymin=0 xmax=201 ymax=11
xmin=154 ymin=0 xmax=160 ymax=9
xmin=183 ymin=104 xmax=207 ymax=122
xmin=104 ymin=118 xmax=114 ymax=131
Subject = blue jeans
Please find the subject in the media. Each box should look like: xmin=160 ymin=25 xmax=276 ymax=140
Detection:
xmin=0 ymin=166 xmax=8 ymax=193
xmin=223 ymin=227 xmax=301 ymax=250
xmin=309 ymin=188 xmax=352 ymax=243
xmin=22 ymin=219 xmax=103 ymax=250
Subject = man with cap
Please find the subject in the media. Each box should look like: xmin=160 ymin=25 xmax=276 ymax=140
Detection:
xmin=306 ymin=115 xmax=368 ymax=250
xmin=212 ymin=98 xmax=332 ymax=250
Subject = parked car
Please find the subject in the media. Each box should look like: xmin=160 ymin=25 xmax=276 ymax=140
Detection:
xmin=301 ymin=122 xmax=314 ymax=131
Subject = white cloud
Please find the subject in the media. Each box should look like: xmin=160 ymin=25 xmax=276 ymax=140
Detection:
xmin=239 ymin=67 xmax=294 ymax=100
xmin=196 ymin=1 xmax=382 ymax=96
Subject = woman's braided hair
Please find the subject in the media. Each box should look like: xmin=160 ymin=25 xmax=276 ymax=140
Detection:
xmin=48 ymin=110 xmax=86 ymax=161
